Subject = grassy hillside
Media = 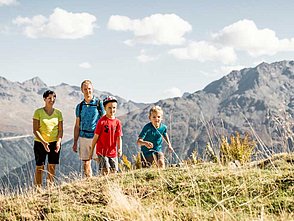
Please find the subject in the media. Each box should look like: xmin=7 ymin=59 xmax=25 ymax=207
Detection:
xmin=0 ymin=154 xmax=293 ymax=221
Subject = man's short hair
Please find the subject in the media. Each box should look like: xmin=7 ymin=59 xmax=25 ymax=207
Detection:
xmin=81 ymin=80 xmax=92 ymax=90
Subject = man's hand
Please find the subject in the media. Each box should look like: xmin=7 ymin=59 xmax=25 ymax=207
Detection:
xmin=72 ymin=143 xmax=78 ymax=153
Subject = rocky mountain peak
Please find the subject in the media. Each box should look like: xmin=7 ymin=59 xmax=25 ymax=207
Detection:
xmin=22 ymin=77 xmax=47 ymax=87
xmin=22 ymin=77 xmax=47 ymax=89
xmin=202 ymin=60 xmax=294 ymax=100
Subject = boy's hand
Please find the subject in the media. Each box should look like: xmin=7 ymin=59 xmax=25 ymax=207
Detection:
xmin=145 ymin=141 xmax=153 ymax=149
xmin=118 ymin=148 xmax=122 ymax=157
xmin=168 ymin=145 xmax=174 ymax=152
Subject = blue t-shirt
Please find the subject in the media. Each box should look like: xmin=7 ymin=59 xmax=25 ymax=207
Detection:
xmin=138 ymin=122 xmax=167 ymax=157
xmin=75 ymin=97 xmax=105 ymax=138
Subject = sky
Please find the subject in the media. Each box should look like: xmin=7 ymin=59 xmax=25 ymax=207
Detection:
xmin=0 ymin=0 xmax=294 ymax=103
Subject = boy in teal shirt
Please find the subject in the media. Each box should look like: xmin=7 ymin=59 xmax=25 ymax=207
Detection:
xmin=137 ymin=106 xmax=173 ymax=168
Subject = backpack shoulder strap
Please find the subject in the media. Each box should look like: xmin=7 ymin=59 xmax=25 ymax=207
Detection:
xmin=78 ymin=100 xmax=84 ymax=119
xmin=79 ymin=98 xmax=103 ymax=120
xmin=97 ymin=99 xmax=103 ymax=117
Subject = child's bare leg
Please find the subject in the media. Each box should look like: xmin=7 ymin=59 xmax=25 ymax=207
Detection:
xmin=157 ymin=153 xmax=165 ymax=168
xmin=101 ymin=168 xmax=109 ymax=175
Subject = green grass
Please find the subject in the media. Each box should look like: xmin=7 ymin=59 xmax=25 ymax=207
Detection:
xmin=0 ymin=154 xmax=293 ymax=220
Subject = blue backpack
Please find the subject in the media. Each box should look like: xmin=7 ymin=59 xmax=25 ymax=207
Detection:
xmin=78 ymin=98 xmax=104 ymax=133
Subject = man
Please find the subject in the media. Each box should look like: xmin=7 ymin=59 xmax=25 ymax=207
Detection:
xmin=72 ymin=80 xmax=105 ymax=177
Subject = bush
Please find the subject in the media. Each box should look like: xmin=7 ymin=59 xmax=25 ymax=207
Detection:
xmin=220 ymin=132 xmax=256 ymax=165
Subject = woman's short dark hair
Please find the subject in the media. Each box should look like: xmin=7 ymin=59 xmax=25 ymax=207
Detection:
xmin=43 ymin=90 xmax=56 ymax=98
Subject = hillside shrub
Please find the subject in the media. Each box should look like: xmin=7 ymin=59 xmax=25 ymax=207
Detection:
xmin=220 ymin=132 xmax=256 ymax=165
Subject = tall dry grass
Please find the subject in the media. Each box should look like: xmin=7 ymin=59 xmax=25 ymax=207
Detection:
xmin=0 ymin=153 xmax=293 ymax=220
xmin=1 ymin=110 xmax=293 ymax=220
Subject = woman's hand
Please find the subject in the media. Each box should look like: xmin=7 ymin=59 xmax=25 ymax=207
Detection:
xmin=42 ymin=141 xmax=50 ymax=152
xmin=55 ymin=141 xmax=61 ymax=153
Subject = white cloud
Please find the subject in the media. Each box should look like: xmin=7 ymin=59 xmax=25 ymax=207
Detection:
xmin=108 ymin=13 xmax=192 ymax=45
xmin=212 ymin=19 xmax=294 ymax=56
xmin=0 ymin=0 xmax=18 ymax=6
xmin=162 ymin=87 xmax=182 ymax=99
xmin=213 ymin=65 xmax=245 ymax=75
xmin=169 ymin=41 xmax=237 ymax=64
xmin=137 ymin=50 xmax=158 ymax=63
xmin=12 ymin=8 xmax=96 ymax=39
xmin=79 ymin=62 xmax=92 ymax=69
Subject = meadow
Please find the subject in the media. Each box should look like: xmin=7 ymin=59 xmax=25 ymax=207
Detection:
xmin=0 ymin=152 xmax=293 ymax=221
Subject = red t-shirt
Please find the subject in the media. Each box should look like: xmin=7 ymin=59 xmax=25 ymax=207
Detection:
xmin=94 ymin=115 xmax=123 ymax=157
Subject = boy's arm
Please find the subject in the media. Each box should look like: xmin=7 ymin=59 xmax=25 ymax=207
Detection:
xmin=137 ymin=138 xmax=153 ymax=149
xmin=89 ymin=134 xmax=99 ymax=160
xmin=163 ymin=133 xmax=173 ymax=151
xmin=117 ymin=136 xmax=122 ymax=157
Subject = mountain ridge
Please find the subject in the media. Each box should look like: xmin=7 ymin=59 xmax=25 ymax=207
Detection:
xmin=1 ymin=60 xmax=294 ymax=188
xmin=0 ymin=76 xmax=147 ymax=141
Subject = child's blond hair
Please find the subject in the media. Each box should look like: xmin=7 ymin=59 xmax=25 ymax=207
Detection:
xmin=149 ymin=106 xmax=163 ymax=117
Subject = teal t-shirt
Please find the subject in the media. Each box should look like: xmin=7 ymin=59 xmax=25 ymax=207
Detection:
xmin=138 ymin=122 xmax=167 ymax=157
xmin=75 ymin=97 xmax=105 ymax=138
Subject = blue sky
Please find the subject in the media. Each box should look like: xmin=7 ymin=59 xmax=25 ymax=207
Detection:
xmin=0 ymin=0 xmax=294 ymax=103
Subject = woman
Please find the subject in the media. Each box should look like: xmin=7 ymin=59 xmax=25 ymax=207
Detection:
xmin=32 ymin=90 xmax=63 ymax=187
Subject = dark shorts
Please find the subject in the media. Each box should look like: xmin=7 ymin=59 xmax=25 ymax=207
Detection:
xmin=96 ymin=155 xmax=118 ymax=171
xmin=141 ymin=152 xmax=164 ymax=168
xmin=34 ymin=141 xmax=60 ymax=166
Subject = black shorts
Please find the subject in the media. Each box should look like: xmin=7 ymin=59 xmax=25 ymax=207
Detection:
xmin=96 ymin=155 xmax=118 ymax=171
xmin=141 ymin=152 xmax=164 ymax=168
xmin=34 ymin=141 xmax=60 ymax=166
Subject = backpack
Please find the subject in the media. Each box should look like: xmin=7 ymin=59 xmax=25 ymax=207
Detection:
xmin=78 ymin=98 xmax=104 ymax=133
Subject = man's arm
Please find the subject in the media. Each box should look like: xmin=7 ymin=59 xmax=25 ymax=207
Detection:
xmin=72 ymin=117 xmax=80 ymax=152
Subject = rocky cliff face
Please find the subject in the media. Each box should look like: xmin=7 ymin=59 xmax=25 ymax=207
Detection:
xmin=121 ymin=61 xmax=294 ymax=160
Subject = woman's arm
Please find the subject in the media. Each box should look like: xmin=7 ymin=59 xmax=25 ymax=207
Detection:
xmin=33 ymin=119 xmax=50 ymax=152
xmin=55 ymin=120 xmax=63 ymax=153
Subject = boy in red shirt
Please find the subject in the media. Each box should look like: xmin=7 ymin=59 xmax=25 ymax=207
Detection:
xmin=89 ymin=96 xmax=123 ymax=175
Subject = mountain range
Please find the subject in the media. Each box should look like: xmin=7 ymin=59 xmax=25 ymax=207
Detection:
xmin=0 ymin=76 xmax=146 ymax=141
xmin=1 ymin=60 xmax=294 ymax=189
xmin=122 ymin=60 xmax=294 ymax=159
